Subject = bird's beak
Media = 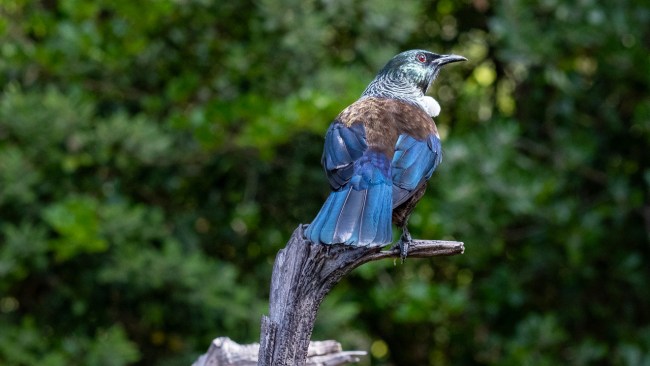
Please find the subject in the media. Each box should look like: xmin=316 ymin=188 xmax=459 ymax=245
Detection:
xmin=436 ymin=54 xmax=467 ymax=66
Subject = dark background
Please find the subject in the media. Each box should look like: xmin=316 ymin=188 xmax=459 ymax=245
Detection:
xmin=1 ymin=0 xmax=648 ymax=365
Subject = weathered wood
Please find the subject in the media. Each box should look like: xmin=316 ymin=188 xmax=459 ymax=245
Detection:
xmin=257 ymin=225 xmax=464 ymax=366
xmin=193 ymin=337 xmax=366 ymax=366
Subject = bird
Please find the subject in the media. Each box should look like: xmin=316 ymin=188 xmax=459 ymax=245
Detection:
xmin=304 ymin=49 xmax=466 ymax=259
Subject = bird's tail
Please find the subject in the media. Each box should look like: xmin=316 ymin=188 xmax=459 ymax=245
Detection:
xmin=305 ymin=182 xmax=392 ymax=247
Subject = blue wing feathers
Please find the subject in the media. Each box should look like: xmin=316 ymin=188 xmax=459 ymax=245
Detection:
xmin=323 ymin=123 xmax=366 ymax=170
xmin=323 ymin=123 xmax=368 ymax=190
xmin=391 ymin=134 xmax=442 ymax=207
xmin=306 ymin=121 xmax=392 ymax=247
xmin=339 ymin=125 xmax=366 ymax=156
xmin=394 ymin=147 xmax=427 ymax=189
xmin=306 ymin=121 xmax=442 ymax=247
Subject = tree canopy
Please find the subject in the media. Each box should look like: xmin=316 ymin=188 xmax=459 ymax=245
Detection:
xmin=1 ymin=0 xmax=649 ymax=365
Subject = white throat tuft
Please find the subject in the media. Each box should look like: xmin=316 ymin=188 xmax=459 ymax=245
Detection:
xmin=417 ymin=96 xmax=441 ymax=117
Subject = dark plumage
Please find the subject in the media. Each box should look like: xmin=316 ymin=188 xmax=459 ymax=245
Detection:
xmin=305 ymin=49 xmax=466 ymax=257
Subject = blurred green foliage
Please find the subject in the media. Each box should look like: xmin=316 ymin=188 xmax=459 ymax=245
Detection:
xmin=0 ymin=0 xmax=648 ymax=365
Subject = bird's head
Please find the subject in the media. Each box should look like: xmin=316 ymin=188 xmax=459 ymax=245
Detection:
xmin=362 ymin=49 xmax=466 ymax=100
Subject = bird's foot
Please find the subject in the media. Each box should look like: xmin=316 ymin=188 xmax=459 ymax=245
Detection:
xmin=390 ymin=227 xmax=412 ymax=264
xmin=399 ymin=230 xmax=412 ymax=263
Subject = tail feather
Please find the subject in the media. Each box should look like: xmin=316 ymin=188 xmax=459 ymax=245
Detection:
xmin=305 ymin=183 xmax=392 ymax=247
xmin=332 ymin=188 xmax=366 ymax=243
xmin=359 ymin=183 xmax=391 ymax=244
xmin=305 ymin=189 xmax=336 ymax=241
xmin=375 ymin=184 xmax=393 ymax=243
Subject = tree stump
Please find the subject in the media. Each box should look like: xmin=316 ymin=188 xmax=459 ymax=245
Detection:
xmin=193 ymin=337 xmax=366 ymax=366
xmin=257 ymin=225 xmax=464 ymax=366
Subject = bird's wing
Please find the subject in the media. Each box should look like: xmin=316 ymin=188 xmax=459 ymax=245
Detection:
xmin=321 ymin=121 xmax=368 ymax=189
xmin=391 ymin=133 xmax=442 ymax=207
xmin=306 ymin=120 xmax=393 ymax=246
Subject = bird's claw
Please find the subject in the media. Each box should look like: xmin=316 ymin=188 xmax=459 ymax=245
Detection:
xmin=390 ymin=227 xmax=412 ymax=264
xmin=399 ymin=228 xmax=413 ymax=263
xmin=398 ymin=240 xmax=409 ymax=263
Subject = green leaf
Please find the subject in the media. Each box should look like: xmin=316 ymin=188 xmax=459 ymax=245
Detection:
xmin=42 ymin=196 xmax=108 ymax=261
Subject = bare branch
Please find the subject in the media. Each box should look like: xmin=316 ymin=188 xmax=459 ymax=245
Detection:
xmin=364 ymin=239 xmax=465 ymax=262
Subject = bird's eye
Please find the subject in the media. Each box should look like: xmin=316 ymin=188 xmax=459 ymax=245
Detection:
xmin=416 ymin=53 xmax=427 ymax=63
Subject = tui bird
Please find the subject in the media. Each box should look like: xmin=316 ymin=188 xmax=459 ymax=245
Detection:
xmin=304 ymin=49 xmax=466 ymax=259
